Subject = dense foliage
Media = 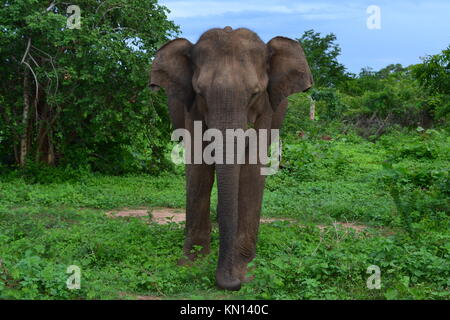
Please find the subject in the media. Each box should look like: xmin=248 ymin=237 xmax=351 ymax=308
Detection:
xmin=298 ymin=31 xmax=449 ymax=138
xmin=0 ymin=0 xmax=177 ymax=173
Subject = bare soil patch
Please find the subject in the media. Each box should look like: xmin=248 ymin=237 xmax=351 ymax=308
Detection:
xmin=150 ymin=208 xmax=186 ymax=224
xmin=106 ymin=207 xmax=185 ymax=224
xmin=317 ymin=222 xmax=368 ymax=233
xmin=107 ymin=208 xmax=294 ymax=225
xmin=107 ymin=209 xmax=149 ymax=218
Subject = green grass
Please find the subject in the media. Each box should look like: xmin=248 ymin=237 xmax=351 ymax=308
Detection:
xmin=0 ymin=173 xmax=186 ymax=210
xmin=0 ymin=129 xmax=449 ymax=299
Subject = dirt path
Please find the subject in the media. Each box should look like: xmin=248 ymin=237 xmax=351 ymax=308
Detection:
xmin=107 ymin=207 xmax=297 ymax=225
xmin=106 ymin=208 xmax=368 ymax=233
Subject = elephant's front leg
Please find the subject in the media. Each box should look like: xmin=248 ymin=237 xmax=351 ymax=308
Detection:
xmin=233 ymin=162 xmax=266 ymax=281
xmin=179 ymin=163 xmax=215 ymax=265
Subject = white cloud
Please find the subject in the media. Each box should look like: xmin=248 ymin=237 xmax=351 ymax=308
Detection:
xmin=161 ymin=1 xmax=289 ymax=18
xmin=160 ymin=1 xmax=359 ymax=20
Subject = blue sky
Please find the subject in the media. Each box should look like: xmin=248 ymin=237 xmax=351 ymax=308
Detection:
xmin=159 ymin=0 xmax=450 ymax=74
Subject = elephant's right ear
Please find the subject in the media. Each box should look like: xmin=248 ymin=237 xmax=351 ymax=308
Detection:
xmin=267 ymin=37 xmax=313 ymax=112
xmin=150 ymin=38 xmax=194 ymax=130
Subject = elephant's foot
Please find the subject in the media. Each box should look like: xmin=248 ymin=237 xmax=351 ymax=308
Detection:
xmin=216 ymin=270 xmax=241 ymax=291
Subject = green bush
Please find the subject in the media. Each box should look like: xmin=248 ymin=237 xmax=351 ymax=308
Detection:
xmin=376 ymin=130 xmax=449 ymax=234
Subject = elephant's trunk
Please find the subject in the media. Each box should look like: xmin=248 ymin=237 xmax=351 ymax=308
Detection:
xmin=213 ymin=124 xmax=244 ymax=291
xmin=215 ymin=162 xmax=241 ymax=290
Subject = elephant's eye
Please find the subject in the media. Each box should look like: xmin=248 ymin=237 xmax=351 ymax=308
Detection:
xmin=249 ymin=88 xmax=260 ymax=103
xmin=252 ymin=87 xmax=261 ymax=95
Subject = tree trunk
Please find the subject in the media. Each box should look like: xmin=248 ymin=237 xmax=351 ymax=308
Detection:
xmin=35 ymin=89 xmax=55 ymax=165
xmin=20 ymin=68 xmax=31 ymax=166
xmin=309 ymin=95 xmax=316 ymax=120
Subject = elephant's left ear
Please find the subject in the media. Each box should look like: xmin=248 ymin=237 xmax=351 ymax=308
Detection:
xmin=267 ymin=37 xmax=313 ymax=111
xmin=150 ymin=38 xmax=194 ymax=130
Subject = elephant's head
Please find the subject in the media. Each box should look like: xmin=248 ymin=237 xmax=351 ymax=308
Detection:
xmin=150 ymin=27 xmax=312 ymax=290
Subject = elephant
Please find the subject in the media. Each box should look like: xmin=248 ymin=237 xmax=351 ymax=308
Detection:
xmin=150 ymin=27 xmax=313 ymax=291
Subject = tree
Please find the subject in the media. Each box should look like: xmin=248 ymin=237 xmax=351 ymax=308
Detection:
xmin=412 ymin=46 xmax=450 ymax=123
xmin=413 ymin=46 xmax=450 ymax=95
xmin=341 ymin=65 xmax=406 ymax=97
xmin=0 ymin=0 xmax=178 ymax=173
xmin=376 ymin=64 xmax=406 ymax=79
xmin=297 ymin=29 xmax=349 ymax=88
xmin=342 ymin=65 xmax=431 ymax=136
